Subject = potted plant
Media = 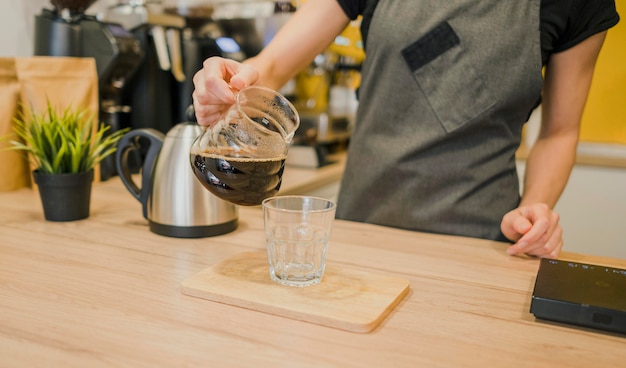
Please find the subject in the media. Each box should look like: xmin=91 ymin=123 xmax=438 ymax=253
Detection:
xmin=3 ymin=101 xmax=128 ymax=221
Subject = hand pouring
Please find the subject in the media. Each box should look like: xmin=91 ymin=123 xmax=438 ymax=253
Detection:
xmin=115 ymin=106 xmax=238 ymax=238
xmin=189 ymin=85 xmax=300 ymax=206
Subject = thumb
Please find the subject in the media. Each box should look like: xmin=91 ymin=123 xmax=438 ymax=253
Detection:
xmin=229 ymin=65 xmax=259 ymax=91
xmin=501 ymin=214 xmax=532 ymax=242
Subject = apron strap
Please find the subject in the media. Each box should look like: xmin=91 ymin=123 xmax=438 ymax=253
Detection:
xmin=360 ymin=0 xmax=380 ymax=49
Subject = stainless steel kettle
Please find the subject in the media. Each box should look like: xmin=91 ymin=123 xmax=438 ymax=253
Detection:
xmin=115 ymin=107 xmax=238 ymax=238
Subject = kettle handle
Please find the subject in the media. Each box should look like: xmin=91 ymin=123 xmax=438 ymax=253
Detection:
xmin=115 ymin=128 xmax=165 ymax=219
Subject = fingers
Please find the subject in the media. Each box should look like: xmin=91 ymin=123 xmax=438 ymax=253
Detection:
xmin=525 ymin=223 xmax=563 ymax=259
xmin=192 ymin=88 xmax=231 ymax=126
xmin=506 ymin=216 xmax=548 ymax=255
xmin=501 ymin=212 xmax=531 ymax=243
xmin=503 ymin=204 xmax=563 ymax=259
xmin=229 ymin=64 xmax=259 ymax=91
xmin=191 ymin=57 xmax=259 ymax=126
xmin=192 ymin=62 xmax=234 ymax=126
xmin=522 ymin=209 xmax=562 ymax=258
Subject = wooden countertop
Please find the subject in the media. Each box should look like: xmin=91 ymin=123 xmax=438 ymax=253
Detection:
xmin=1 ymin=176 xmax=625 ymax=367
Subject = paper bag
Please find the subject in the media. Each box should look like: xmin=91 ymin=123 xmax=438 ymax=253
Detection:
xmin=0 ymin=58 xmax=30 ymax=191
xmin=0 ymin=56 xmax=100 ymax=192
xmin=15 ymin=56 xmax=99 ymax=117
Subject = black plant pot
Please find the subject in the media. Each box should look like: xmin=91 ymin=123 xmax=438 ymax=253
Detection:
xmin=33 ymin=170 xmax=94 ymax=222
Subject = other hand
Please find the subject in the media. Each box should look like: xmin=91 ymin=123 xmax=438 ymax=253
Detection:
xmin=500 ymin=203 xmax=563 ymax=258
xmin=192 ymin=57 xmax=259 ymax=126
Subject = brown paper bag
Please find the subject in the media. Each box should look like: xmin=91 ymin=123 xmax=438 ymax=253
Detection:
xmin=0 ymin=58 xmax=30 ymax=191
xmin=15 ymin=56 xmax=99 ymax=116
xmin=14 ymin=56 xmax=101 ymax=185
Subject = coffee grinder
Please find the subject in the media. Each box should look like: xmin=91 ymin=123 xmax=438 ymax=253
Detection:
xmin=34 ymin=0 xmax=143 ymax=180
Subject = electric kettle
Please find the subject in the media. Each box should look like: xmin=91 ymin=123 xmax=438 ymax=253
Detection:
xmin=115 ymin=106 xmax=238 ymax=238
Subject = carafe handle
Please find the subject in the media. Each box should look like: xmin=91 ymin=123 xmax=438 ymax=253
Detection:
xmin=115 ymin=129 xmax=164 ymax=219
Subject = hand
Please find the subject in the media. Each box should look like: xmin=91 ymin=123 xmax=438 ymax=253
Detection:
xmin=500 ymin=203 xmax=563 ymax=258
xmin=192 ymin=57 xmax=259 ymax=126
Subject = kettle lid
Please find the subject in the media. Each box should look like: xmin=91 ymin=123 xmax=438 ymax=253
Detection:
xmin=166 ymin=105 xmax=203 ymax=139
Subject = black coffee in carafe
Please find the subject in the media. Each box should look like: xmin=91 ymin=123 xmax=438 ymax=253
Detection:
xmin=189 ymin=86 xmax=300 ymax=207
xmin=191 ymin=148 xmax=286 ymax=206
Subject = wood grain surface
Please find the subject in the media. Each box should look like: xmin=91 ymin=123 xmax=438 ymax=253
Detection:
xmin=1 ymin=173 xmax=625 ymax=367
xmin=181 ymin=251 xmax=410 ymax=333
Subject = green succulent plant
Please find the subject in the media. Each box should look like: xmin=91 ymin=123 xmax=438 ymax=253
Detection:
xmin=4 ymin=102 xmax=128 ymax=174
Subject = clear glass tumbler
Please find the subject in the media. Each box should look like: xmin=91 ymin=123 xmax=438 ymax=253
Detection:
xmin=262 ymin=195 xmax=337 ymax=287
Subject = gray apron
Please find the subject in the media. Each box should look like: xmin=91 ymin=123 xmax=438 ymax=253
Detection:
xmin=336 ymin=0 xmax=543 ymax=240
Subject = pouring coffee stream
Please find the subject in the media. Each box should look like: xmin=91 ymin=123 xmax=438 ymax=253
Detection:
xmin=189 ymin=85 xmax=300 ymax=206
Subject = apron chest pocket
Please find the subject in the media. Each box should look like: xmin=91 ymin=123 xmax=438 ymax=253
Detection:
xmin=402 ymin=21 xmax=496 ymax=133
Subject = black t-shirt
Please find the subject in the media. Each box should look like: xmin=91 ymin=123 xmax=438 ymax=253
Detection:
xmin=337 ymin=0 xmax=620 ymax=65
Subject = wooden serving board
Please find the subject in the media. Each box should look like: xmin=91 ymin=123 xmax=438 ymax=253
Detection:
xmin=181 ymin=252 xmax=410 ymax=333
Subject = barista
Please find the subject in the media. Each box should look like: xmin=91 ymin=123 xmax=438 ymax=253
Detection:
xmin=192 ymin=0 xmax=620 ymax=258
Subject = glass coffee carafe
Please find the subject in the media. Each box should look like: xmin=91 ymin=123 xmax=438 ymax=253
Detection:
xmin=190 ymin=86 xmax=300 ymax=206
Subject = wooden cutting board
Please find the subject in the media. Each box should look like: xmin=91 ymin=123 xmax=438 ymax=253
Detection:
xmin=181 ymin=252 xmax=410 ymax=333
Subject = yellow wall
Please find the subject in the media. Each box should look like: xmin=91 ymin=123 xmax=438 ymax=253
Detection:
xmin=579 ymin=0 xmax=626 ymax=144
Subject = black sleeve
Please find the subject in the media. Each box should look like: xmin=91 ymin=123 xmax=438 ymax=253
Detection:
xmin=554 ymin=0 xmax=620 ymax=52
xmin=336 ymin=0 xmax=367 ymax=20
xmin=336 ymin=0 xmax=379 ymax=49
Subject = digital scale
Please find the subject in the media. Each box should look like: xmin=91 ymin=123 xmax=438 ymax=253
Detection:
xmin=531 ymin=258 xmax=626 ymax=335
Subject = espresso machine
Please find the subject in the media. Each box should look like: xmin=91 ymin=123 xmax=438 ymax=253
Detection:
xmin=35 ymin=0 xmax=298 ymax=174
xmin=98 ymin=0 xmax=247 ymax=133
xmin=34 ymin=0 xmax=144 ymax=180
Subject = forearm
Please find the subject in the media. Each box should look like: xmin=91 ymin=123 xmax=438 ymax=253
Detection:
xmin=242 ymin=54 xmax=293 ymax=91
xmin=243 ymin=0 xmax=350 ymax=90
xmin=520 ymin=31 xmax=608 ymax=208
xmin=521 ymin=130 xmax=578 ymax=208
